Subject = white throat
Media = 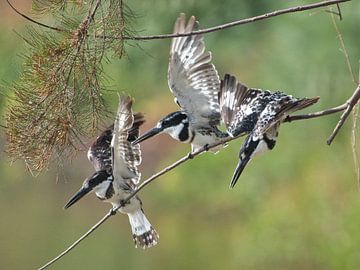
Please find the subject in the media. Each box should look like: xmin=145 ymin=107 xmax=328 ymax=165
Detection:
xmin=164 ymin=123 xmax=185 ymax=141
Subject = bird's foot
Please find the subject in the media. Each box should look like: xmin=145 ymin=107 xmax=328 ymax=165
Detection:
xmin=110 ymin=207 xmax=117 ymax=216
xmin=187 ymin=152 xmax=194 ymax=159
xmin=203 ymin=144 xmax=210 ymax=152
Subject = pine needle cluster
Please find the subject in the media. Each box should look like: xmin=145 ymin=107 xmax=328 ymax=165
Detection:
xmin=6 ymin=0 xmax=132 ymax=172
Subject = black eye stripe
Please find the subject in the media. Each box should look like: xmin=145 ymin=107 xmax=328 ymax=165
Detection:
xmin=162 ymin=112 xmax=187 ymax=127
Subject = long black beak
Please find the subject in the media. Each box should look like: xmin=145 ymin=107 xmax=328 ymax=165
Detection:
xmin=229 ymin=155 xmax=251 ymax=189
xmin=64 ymin=186 xmax=92 ymax=209
xmin=132 ymin=126 xmax=163 ymax=145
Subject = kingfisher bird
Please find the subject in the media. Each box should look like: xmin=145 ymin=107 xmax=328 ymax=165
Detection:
xmin=132 ymin=13 xmax=228 ymax=152
xmin=219 ymin=74 xmax=319 ymax=188
xmin=64 ymin=96 xmax=159 ymax=249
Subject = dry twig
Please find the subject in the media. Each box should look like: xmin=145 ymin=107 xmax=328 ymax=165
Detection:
xmin=7 ymin=0 xmax=351 ymax=40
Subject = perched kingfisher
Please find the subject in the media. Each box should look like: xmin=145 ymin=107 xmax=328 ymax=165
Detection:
xmin=64 ymin=96 xmax=159 ymax=249
xmin=132 ymin=14 xmax=228 ymax=152
xmin=219 ymin=74 xmax=320 ymax=188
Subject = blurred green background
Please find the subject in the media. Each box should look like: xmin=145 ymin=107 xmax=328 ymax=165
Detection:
xmin=1 ymin=1 xmax=360 ymax=269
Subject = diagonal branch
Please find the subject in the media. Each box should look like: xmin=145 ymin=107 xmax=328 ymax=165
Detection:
xmin=7 ymin=0 xmax=351 ymax=40
xmin=327 ymin=84 xmax=360 ymax=145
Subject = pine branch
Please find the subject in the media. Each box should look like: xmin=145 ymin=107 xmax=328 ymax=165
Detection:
xmin=6 ymin=0 xmax=131 ymax=172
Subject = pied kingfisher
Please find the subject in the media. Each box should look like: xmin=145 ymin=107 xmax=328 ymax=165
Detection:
xmin=219 ymin=74 xmax=319 ymax=188
xmin=64 ymin=96 xmax=159 ymax=249
xmin=132 ymin=13 xmax=228 ymax=152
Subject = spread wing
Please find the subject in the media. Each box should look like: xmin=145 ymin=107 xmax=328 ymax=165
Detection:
xmin=87 ymin=125 xmax=113 ymax=172
xmin=168 ymin=13 xmax=221 ymax=127
xmin=111 ymin=96 xmax=145 ymax=187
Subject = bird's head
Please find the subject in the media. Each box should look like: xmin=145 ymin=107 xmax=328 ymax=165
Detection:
xmin=64 ymin=170 xmax=112 ymax=209
xmin=132 ymin=111 xmax=190 ymax=144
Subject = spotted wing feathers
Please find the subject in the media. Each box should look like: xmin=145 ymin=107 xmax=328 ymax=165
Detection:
xmin=168 ymin=13 xmax=221 ymax=127
xmin=252 ymin=95 xmax=319 ymax=139
xmin=220 ymin=74 xmax=319 ymax=137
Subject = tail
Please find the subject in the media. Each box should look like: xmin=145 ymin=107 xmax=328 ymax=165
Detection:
xmin=127 ymin=209 xmax=159 ymax=249
xmin=292 ymin=96 xmax=320 ymax=112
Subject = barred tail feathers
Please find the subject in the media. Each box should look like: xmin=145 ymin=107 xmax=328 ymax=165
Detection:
xmin=128 ymin=209 xmax=159 ymax=249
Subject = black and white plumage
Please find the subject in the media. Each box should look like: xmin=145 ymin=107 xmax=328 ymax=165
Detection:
xmin=220 ymin=74 xmax=320 ymax=188
xmin=132 ymin=13 xmax=228 ymax=152
xmin=64 ymin=96 xmax=159 ymax=249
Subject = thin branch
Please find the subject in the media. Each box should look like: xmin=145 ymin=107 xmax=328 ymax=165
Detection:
xmin=327 ymin=84 xmax=360 ymax=145
xmin=285 ymin=83 xmax=360 ymax=146
xmin=6 ymin=0 xmax=66 ymax=32
xmin=122 ymin=0 xmax=351 ymax=40
xmin=285 ymin=103 xmax=347 ymax=122
xmin=37 ymin=209 xmax=115 ymax=270
xmin=326 ymin=12 xmax=360 ymax=145
xmin=7 ymin=0 xmax=351 ymax=40
xmin=331 ymin=11 xmax=358 ymax=85
xmin=351 ymin=99 xmax=360 ymax=189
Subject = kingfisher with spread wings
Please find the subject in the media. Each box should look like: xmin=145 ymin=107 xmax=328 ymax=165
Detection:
xmin=219 ymin=74 xmax=319 ymax=188
xmin=132 ymin=14 xmax=228 ymax=152
xmin=64 ymin=96 xmax=159 ymax=249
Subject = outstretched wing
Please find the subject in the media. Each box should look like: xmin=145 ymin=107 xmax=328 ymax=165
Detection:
xmin=168 ymin=13 xmax=221 ymax=127
xmin=87 ymin=125 xmax=113 ymax=172
xmin=111 ymin=96 xmax=145 ymax=186
xmin=252 ymin=94 xmax=319 ymax=139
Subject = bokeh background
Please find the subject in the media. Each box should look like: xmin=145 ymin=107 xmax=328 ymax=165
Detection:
xmin=1 ymin=1 xmax=360 ymax=269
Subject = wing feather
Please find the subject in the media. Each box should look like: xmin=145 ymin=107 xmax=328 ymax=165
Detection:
xmin=168 ymin=13 xmax=221 ymax=127
xmin=111 ymin=96 xmax=145 ymax=187
xmin=220 ymin=74 xmax=264 ymax=136
xmin=87 ymin=125 xmax=113 ymax=172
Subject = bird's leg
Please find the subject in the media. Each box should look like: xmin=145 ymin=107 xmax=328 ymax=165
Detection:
xmin=203 ymin=144 xmax=210 ymax=152
xmin=188 ymin=145 xmax=195 ymax=159
xmin=110 ymin=207 xmax=118 ymax=216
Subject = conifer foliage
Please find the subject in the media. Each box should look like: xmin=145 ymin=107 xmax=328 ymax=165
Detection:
xmin=6 ymin=0 xmax=132 ymax=171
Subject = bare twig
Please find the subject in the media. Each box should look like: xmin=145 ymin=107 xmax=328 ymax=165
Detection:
xmin=285 ymin=104 xmax=347 ymax=122
xmin=37 ymin=209 xmax=115 ymax=270
xmin=123 ymin=0 xmax=351 ymax=40
xmin=331 ymin=12 xmax=358 ymax=85
xmin=284 ymin=83 xmax=360 ymax=145
xmin=351 ymin=98 xmax=360 ymax=189
xmin=326 ymin=12 xmax=360 ymax=145
xmin=6 ymin=0 xmax=66 ymax=32
xmin=327 ymin=84 xmax=360 ymax=145
xmin=7 ymin=0 xmax=351 ymax=40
